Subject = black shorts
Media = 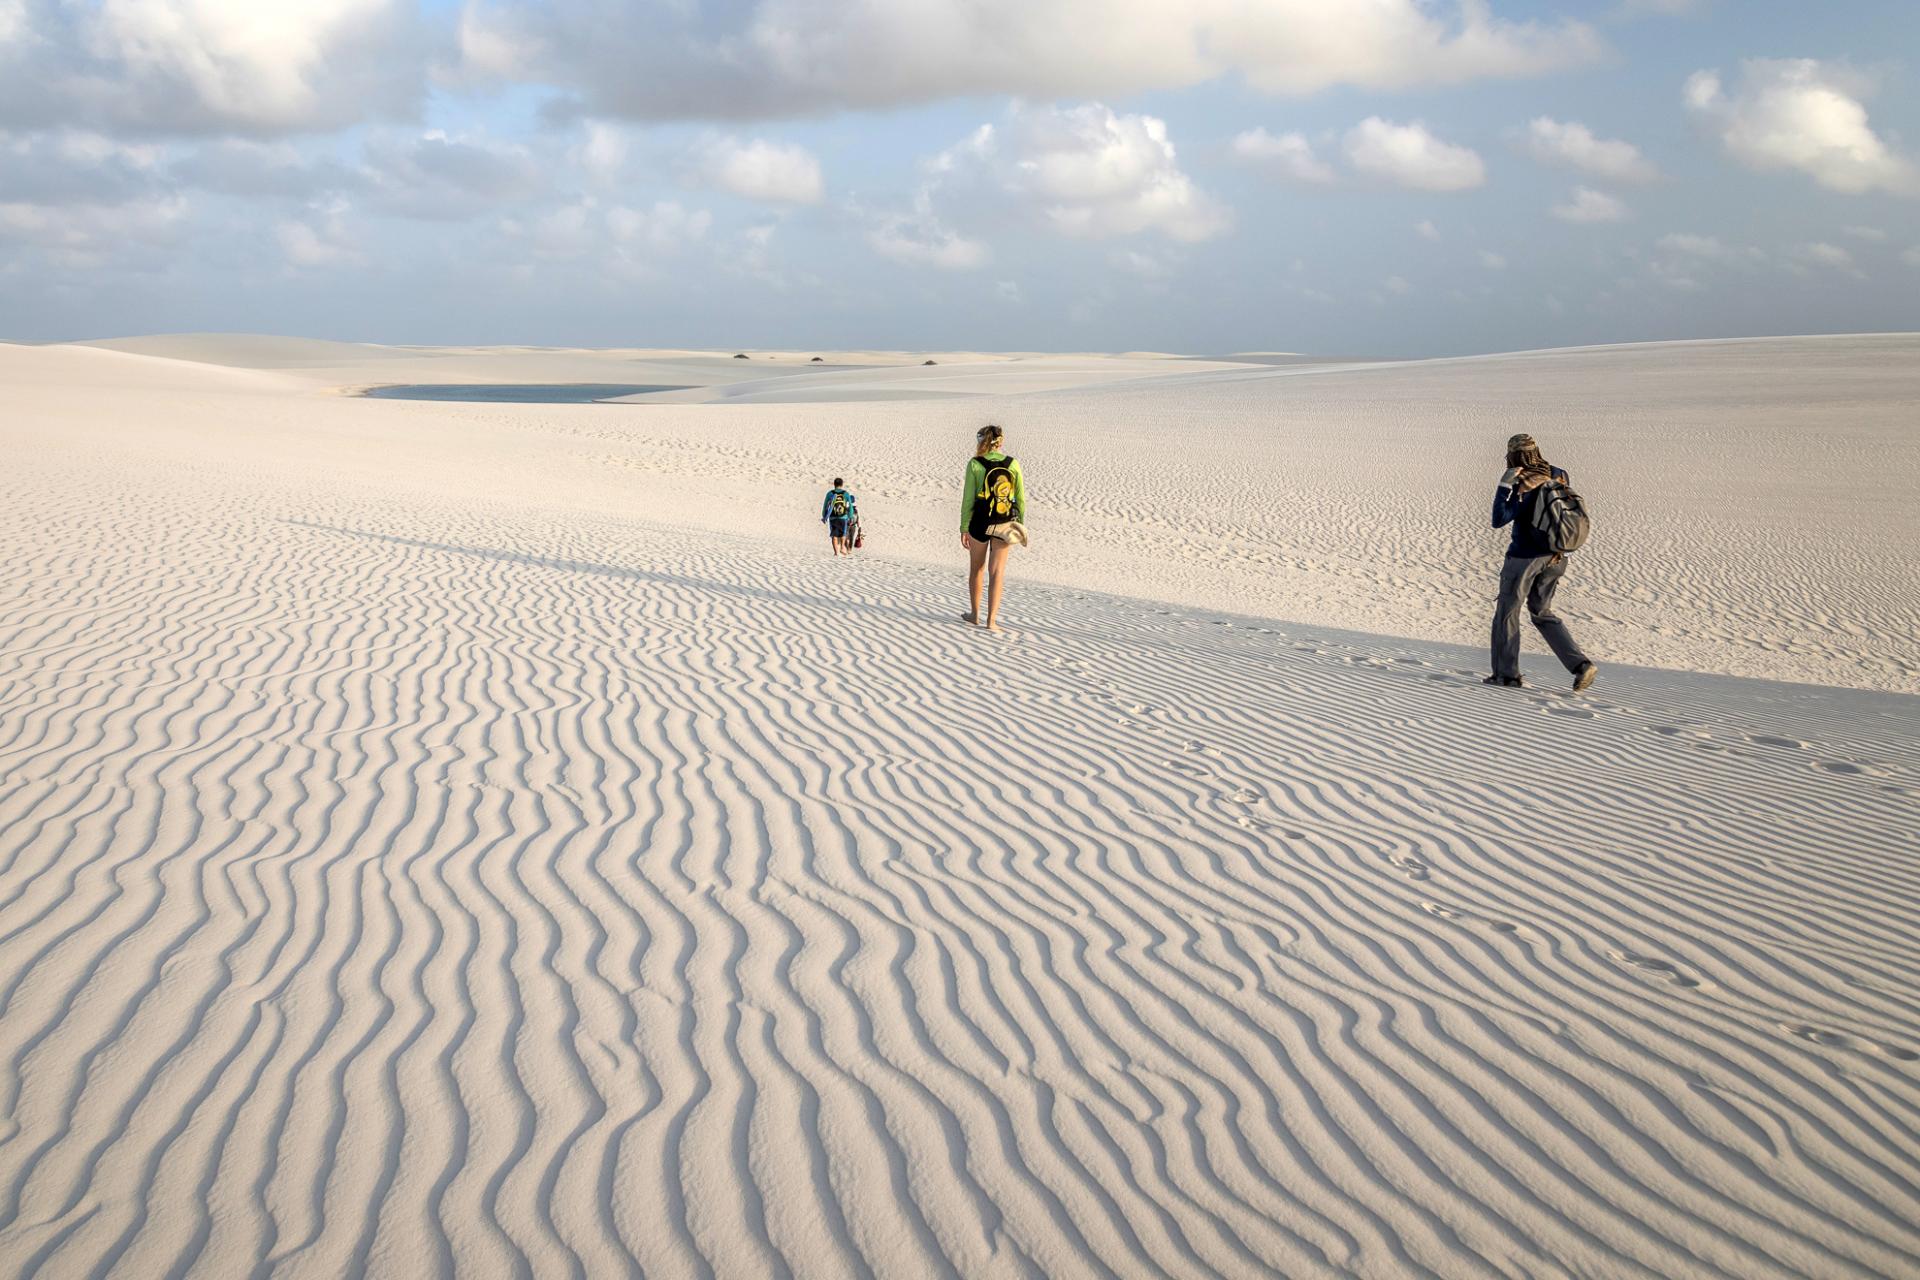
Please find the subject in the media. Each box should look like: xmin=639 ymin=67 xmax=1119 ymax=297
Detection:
xmin=829 ymin=518 xmax=849 ymax=537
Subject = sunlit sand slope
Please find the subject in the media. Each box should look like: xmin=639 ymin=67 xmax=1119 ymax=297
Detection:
xmin=36 ymin=332 xmax=1920 ymax=691
xmin=2 ymin=386 xmax=1917 ymax=1276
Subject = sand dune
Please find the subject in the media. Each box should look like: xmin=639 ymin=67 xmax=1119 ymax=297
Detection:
xmin=73 ymin=335 xmax=1239 ymax=403
xmin=2 ymin=336 xmax=1918 ymax=1277
xmin=30 ymin=331 xmax=1918 ymax=692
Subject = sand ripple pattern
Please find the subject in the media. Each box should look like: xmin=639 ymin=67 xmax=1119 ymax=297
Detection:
xmin=2 ymin=470 xmax=1918 ymax=1278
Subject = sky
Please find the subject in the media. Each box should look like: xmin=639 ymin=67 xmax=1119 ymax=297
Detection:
xmin=1 ymin=0 xmax=1916 ymax=355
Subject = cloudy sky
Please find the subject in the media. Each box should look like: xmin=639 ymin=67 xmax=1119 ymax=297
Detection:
xmin=2 ymin=0 xmax=1916 ymax=354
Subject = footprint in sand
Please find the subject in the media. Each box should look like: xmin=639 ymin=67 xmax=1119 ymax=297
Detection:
xmin=1749 ymin=735 xmax=1806 ymax=750
xmin=1780 ymin=1023 xmax=1919 ymax=1061
xmin=1420 ymin=902 xmax=1516 ymax=931
xmin=1610 ymin=950 xmax=1704 ymax=989
xmin=1820 ymin=760 xmax=1890 ymax=777
xmin=1547 ymin=706 xmax=1597 ymax=719
xmin=1385 ymin=854 xmax=1430 ymax=881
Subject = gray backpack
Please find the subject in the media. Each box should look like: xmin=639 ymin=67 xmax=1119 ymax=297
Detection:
xmin=1530 ymin=480 xmax=1591 ymax=553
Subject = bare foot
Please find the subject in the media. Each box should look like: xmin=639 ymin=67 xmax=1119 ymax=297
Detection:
xmin=984 ymin=619 xmax=1005 ymax=634
xmin=961 ymin=611 xmax=978 ymax=624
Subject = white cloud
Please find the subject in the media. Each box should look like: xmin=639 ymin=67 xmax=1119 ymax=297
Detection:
xmin=1415 ymin=219 xmax=1440 ymax=241
xmin=1841 ymin=225 xmax=1886 ymax=242
xmin=608 ymin=201 xmax=712 ymax=251
xmin=1384 ymin=274 xmax=1412 ymax=294
xmin=1 ymin=0 xmax=423 ymax=134
xmin=1796 ymin=241 xmax=1862 ymax=276
xmin=277 ymin=203 xmax=363 ymax=269
xmin=1553 ymin=186 xmax=1627 ymax=223
xmin=522 ymin=197 xmax=711 ymax=265
xmin=1685 ymin=59 xmax=1919 ymax=196
xmin=1344 ymin=118 xmax=1485 ymax=191
xmin=0 ymin=0 xmax=30 ymax=48
xmin=730 ymin=222 xmax=781 ymax=283
xmin=1478 ymin=250 xmax=1507 ymax=270
xmin=454 ymin=2 xmax=522 ymax=80
xmin=693 ymin=137 xmax=825 ymax=205
xmin=868 ymin=192 xmax=989 ymax=270
xmin=172 ymin=139 xmax=354 ymax=199
xmin=1904 ymin=246 xmax=1920 ymax=268
xmin=927 ymin=124 xmax=997 ymax=175
xmin=995 ymin=279 xmax=1023 ymax=303
xmin=0 ymin=193 xmax=187 ymax=264
xmin=1647 ymin=232 xmax=1763 ymax=291
xmin=573 ymin=122 xmax=631 ymax=187
xmin=0 ymin=129 xmax=163 ymax=204
xmin=1013 ymin=104 xmax=1230 ymax=242
xmin=1519 ymin=117 xmax=1657 ymax=183
xmin=1231 ymin=128 xmax=1335 ymax=184
xmin=1112 ymin=248 xmax=1174 ymax=280
xmin=1647 ymin=262 xmax=1701 ymax=292
xmin=897 ymin=106 xmax=1227 ymax=246
xmin=1657 ymin=232 xmax=1734 ymax=260
xmin=361 ymin=130 xmax=540 ymax=218
xmin=457 ymin=1 xmax=1603 ymax=121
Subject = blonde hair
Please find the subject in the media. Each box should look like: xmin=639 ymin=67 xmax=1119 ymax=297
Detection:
xmin=975 ymin=424 xmax=1003 ymax=452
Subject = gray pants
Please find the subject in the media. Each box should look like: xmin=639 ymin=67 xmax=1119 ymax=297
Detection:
xmin=1491 ymin=554 xmax=1589 ymax=679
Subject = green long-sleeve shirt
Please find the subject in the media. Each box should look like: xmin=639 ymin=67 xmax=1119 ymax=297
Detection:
xmin=961 ymin=452 xmax=1025 ymax=532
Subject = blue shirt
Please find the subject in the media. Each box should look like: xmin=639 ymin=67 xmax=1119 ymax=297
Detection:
xmin=822 ymin=488 xmax=855 ymax=522
xmin=1492 ymin=467 xmax=1567 ymax=558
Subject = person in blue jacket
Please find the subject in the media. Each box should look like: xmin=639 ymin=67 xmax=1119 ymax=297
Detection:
xmin=821 ymin=478 xmax=857 ymax=556
xmin=1488 ymin=433 xmax=1597 ymax=691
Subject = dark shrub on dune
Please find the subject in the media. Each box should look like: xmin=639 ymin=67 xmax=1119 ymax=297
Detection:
xmin=923 ymin=359 xmax=937 ymax=366
xmin=733 ymin=353 xmax=749 ymax=359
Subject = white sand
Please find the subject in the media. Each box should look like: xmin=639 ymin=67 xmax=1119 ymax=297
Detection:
xmin=2 ymin=334 xmax=1917 ymax=1277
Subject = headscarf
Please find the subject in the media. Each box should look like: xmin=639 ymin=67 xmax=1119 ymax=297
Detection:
xmin=1505 ymin=433 xmax=1552 ymax=489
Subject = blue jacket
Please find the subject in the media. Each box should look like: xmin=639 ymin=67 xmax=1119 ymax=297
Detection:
xmin=822 ymin=488 xmax=856 ymax=522
xmin=1492 ymin=467 xmax=1567 ymax=559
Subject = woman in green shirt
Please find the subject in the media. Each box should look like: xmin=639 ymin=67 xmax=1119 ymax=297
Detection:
xmin=960 ymin=423 xmax=1025 ymax=632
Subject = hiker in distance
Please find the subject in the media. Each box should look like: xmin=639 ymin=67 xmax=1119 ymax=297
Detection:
xmin=822 ymin=478 xmax=858 ymax=557
xmin=1488 ymin=433 xmax=1599 ymax=692
xmin=960 ymin=424 xmax=1027 ymax=633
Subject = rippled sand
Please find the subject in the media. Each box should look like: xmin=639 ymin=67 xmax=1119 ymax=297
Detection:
xmin=2 ymin=335 xmax=1916 ymax=1278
